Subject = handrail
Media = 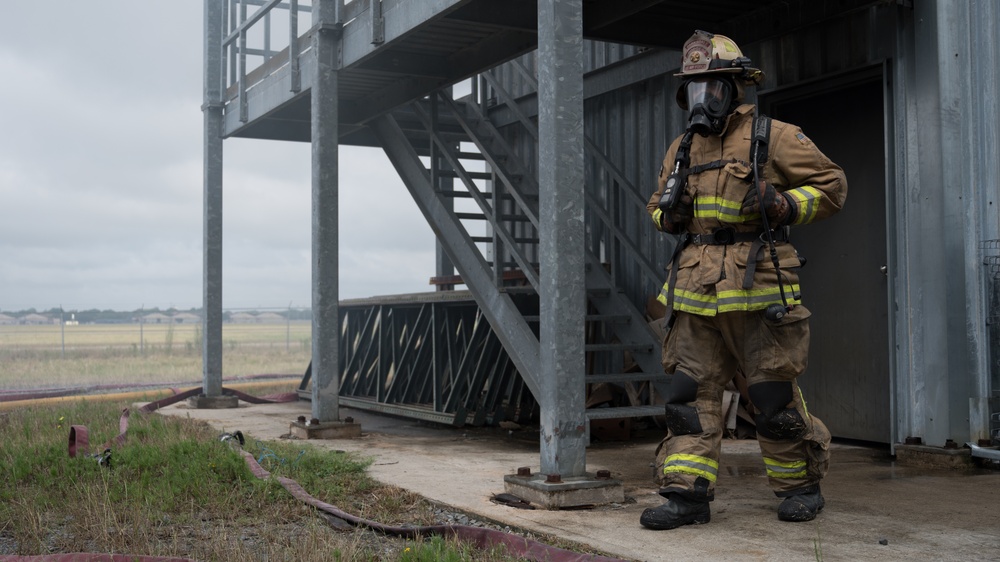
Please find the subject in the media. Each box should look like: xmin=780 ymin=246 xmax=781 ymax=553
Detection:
xmin=223 ymin=0 xmax=312 ymax=47
xmin=219 ymin=0 xmax=325 ymax=122
xmin=479 ymin=64 xmax=665 ymax=297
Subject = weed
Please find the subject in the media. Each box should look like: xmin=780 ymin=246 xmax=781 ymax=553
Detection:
xmin=399 ymin=535 xmax=516 ymax=562
xmin=0 ymin=400 xmax=524 ymax=560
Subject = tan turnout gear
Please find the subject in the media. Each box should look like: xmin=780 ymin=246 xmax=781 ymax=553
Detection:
xmin=644 ymin=30 xmax=847 ymax=518
xmin=648 ymin=104 xmax=847 ymax=315
xmin=654 ymin=308 xmax=832 ymax=497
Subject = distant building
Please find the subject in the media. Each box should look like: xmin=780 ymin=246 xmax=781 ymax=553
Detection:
xmin=255 ymin=312 xmax=285 ymax=324
xmin=0 ymin=313 xmax=15 ymax=325
xmin=172 ymin=312 xmax=202 ymax=324
xmin=20 ymin=313 xmax=51 ymax=325
xmin=229 ymin=312 xmax=257 ymax=323
xmin=142 ymin=313 xmax=172 ymax=324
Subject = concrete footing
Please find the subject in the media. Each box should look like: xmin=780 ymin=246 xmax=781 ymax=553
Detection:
xmin=289 ymin=419 xmax=362 ymax=440
xmin=187 ymin=394 xmax=239 ymax=409
xmin=895 ymin=444 xmax=974 ymax=469
xmin=503 ymin=471 xmax=624 ymax=510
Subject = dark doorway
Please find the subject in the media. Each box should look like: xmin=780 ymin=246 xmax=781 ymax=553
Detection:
xmin=761 ymin=71 xmax=890 ymax=442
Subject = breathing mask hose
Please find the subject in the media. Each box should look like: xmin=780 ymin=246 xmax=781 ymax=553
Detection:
xmin=751 ymin=120 xmax=791 ymax=323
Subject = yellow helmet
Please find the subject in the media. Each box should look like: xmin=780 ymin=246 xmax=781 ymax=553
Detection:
xmin=674 ymin=30 xmax=763 ymax=110
xmin=675 ymin=30 xmax=763 ymax=83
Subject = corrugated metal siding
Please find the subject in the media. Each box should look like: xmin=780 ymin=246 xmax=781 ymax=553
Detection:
xmin=487 ymin=6 xmax=902 ymax=316
xmin=489 ymin=41 xmax=683 ymax=312
xmin=583 ymin=74 xmax=687 ymax=310
xmin=747 ymin=5 xmax=896 ymax=89
xmin=485 ymin=0 xmax=1000 ymax=444
xmin=970 ymin=1 xmax=1000 ymax=422
xmin=488 ymin=5 xmax=896 ymax=316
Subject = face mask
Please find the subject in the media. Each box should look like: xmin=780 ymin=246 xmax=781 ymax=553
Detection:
xmin=685 ymin=78 xmax=733 ymax=136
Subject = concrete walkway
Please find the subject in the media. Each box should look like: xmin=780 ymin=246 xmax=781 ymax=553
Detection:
xmin=153 ymin=400 xmax=1000 ymax=562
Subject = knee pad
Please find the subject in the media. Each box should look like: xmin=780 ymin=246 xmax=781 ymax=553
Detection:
xmin=667 ymin=371 xmax=699 ymax=404
xmin=748 ymin=381 xmax=793 ymax=417
xmin=664 ymin=371 xmax=702 ymax=435
xmin=749 ymin=381 xmax=805 ymax=440
xmin=664 ymin=403 xmax=703 ymax=435
xmin=754 ymin=408 xmax=807 ymax=440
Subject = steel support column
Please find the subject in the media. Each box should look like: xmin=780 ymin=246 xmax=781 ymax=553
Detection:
xmin=311 ymin=0 xmax=342 ymax=421
xmin=202 ymin=0 xmax=225 ymax=397
xmin=537 ymin=0 xmax=586 ymax=477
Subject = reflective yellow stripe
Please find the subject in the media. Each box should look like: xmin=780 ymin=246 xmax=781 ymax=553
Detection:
xmin=763 ymin=457 xmax=807 ymax=479
xmin=652 ymin=209 xmax=664 ymax=230
xmin=693 ymin=196 xmax=750 ymax=223
xmin=716 ymin=285 xmax=802 ymax=313
xmin=798 ymin=387 xmax=810 ymax=420
xmin=656 ymin=282 xmax=801 ymax=316
xmin=786 ymin=186 xmax=823 ymax=225
xmin=663 ymin=454 xmax=719 ymax=483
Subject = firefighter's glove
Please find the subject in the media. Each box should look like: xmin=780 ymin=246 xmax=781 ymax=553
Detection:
xmin=660 ymin=193 xmax=694 ymax=234
xmin=741 ymin=180 xmax=794 ymax=225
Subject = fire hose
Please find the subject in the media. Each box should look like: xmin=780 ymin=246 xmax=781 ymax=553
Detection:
xmin=3 ymin=388 xmax=627 ymax=562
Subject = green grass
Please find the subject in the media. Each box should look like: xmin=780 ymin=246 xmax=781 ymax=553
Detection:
xmin=0 ymin=398 xmax=523 ymax=560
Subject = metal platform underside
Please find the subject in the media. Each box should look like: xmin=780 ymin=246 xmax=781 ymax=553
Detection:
xmin=224 ymin=0 xmax=889 ymax=145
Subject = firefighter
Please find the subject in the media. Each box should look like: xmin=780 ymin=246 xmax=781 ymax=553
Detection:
xmin=641 ymin=30 xmax=847 ymax=530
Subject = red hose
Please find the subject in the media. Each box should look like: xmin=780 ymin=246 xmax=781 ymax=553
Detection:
xmin=245 ymin=451 xmax=625 ymax=561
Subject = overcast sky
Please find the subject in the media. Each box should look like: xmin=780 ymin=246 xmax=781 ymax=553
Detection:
xmin=0 ymin=2 xmax=437 ymax=313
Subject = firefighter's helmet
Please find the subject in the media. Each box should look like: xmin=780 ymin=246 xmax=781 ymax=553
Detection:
xmin=674 ymin=30 xmax=763 ymax=111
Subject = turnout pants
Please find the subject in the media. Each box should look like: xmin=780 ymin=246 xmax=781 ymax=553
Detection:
xmin=655 ymin=306 xmax=830 ymax=499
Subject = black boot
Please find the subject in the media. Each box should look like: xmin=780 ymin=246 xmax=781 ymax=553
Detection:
xmin=777 ymin=487 xmax=825 ymax=522
xmin=639 ymin=494 xmax=711 ymax=530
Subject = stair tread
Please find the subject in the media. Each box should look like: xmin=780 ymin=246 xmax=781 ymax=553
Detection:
xmin=585 ymin=373 xmax=670 ymax=383
xmin=586 ymin=405 xmax=664 ymax=420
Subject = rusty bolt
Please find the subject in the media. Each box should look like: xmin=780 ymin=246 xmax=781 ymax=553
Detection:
xmin=944 ymin=439 xmax=958 ymax=450
xmin=297 ymin=416 xmax=306 ymax=424
xmin=904 ymin=436 xmax=923 ymax=445
xmin=310 ymin=418 xmax=320 ymax=426
xmin=345 ymin=416 xmax=354 ymax=424
xmin=596 ymin=470 xmax=611 ymax=480
xmin=516 ymin=467 xmax=531 ymax=477
xmin=545 ymin=474 xmax=562 ymax=484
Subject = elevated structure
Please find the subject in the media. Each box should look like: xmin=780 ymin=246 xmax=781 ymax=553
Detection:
xmin=201 ymin=0 xmax=1000 ymax=487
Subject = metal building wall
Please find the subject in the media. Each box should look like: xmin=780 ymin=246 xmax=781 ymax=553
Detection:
xmin=582 ymin=70 xmax=686 ymax=311
xmin=488 ymin=42 xmax=685 ymax=314
xmin=892 ymin=0 xmax=1000 ymax=446
xmin=487 ymin=1 xmax=1000 ymax=445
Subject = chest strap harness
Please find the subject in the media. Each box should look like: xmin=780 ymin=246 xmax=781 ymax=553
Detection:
xmin=663 ymin=114 xmax=792 ymax=327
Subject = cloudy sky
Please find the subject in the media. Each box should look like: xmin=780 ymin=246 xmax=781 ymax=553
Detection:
xmin=0 ymin=2 xmax=436 ymax=313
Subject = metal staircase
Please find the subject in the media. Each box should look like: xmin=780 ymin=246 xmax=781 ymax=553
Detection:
xmin=364 ymin=75 xmax=670 ymax=428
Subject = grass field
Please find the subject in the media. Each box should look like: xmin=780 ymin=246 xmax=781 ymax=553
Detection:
xmin=0 ymin=393 xmax=522 ymax=560
xmin=0 ymin=323 xmax=313 ymax=390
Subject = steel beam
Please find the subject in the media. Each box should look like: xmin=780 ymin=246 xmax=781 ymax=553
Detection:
xmin=202 ymin=0 xmax=225 ymax=397
xmin=311 ymin=0 xmax=342 ymax=421
xmin=537 ymin=0 xmax=587 ymax=478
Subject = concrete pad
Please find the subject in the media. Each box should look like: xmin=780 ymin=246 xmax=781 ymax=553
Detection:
xmin=503 ymin=472 xmax=624 ymax=509
xmin=151 ymin=399 xmax=1000 ymax=562
xmin=186 ymin=394 xmax=239 ymax=409
xmin=289 ymin=419 xmax=362 ymax=440
xmin=894 ymin=444 xmax=974 ymax=469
